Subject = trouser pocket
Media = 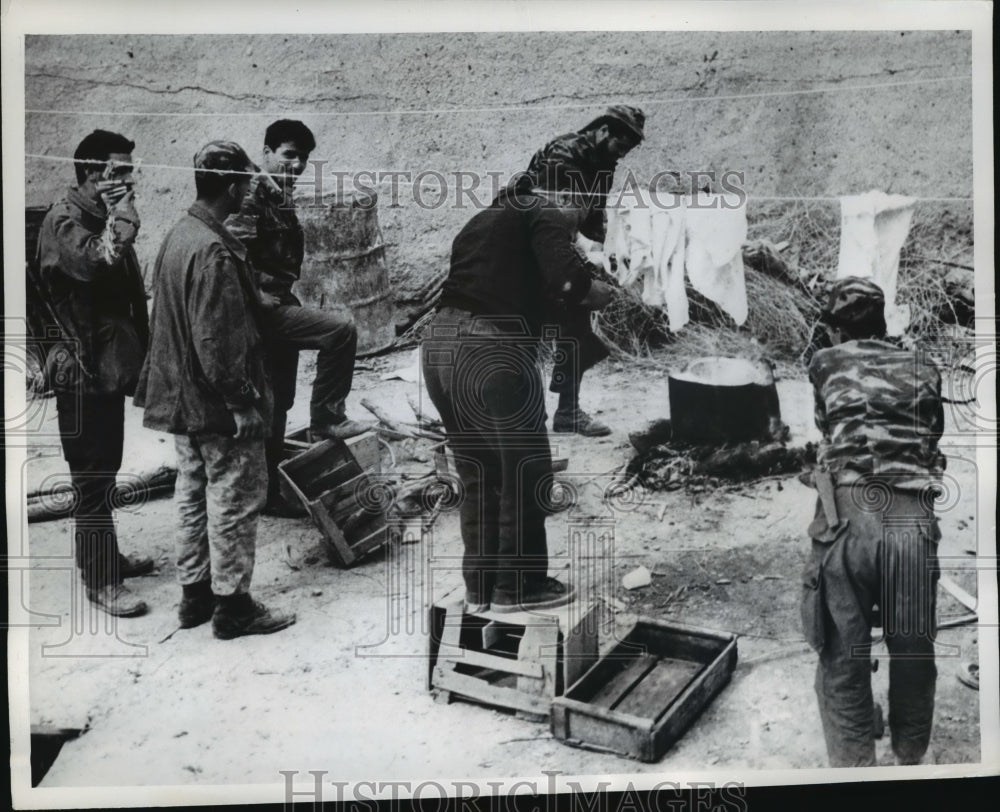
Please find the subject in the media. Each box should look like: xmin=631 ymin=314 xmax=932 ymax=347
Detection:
xmin=801 ymin=550 xmax=827 ymax=652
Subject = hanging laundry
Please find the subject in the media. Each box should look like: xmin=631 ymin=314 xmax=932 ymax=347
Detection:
xmin=649 ymin=200 xmax=688 ymax=330
xmin=604 ymin=191 xmax=748 ymax=331
xmin=836 ymin=191 xmax=916 ymax=335
xmin=684 ymin=192 xmax=749 ymax=326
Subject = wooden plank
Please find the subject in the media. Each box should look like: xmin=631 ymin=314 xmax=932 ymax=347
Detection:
xmin=345 ymin=431 xmax=381 ymax=472
xmin=281 ymin=438 xmax=347 ymax=477
xmin=562 ymin=602 xmax=601 ymax=690
xmin=309 ymin=459 xmax=363 ymax=498
xmin=328 ymin=478 xmax=368 ymax=518
xmin=632 ymin=620 xmax=734 ymax=665
xmin=650 ymin=638 xmax=737 ymax=756
xmin=614 ymin=658 xmax=703 ymax=718
xmin=564 ymin=638 xmax=652 ymax=701
xmin=589 ymin=654 xmax=659 ymax=710
xmin=437 ymin=644 xmax=544 ymax=679
xmin=344 ymin=513 xmax=387 ymax=544
xmin=311 ymin=505 xmax=354 ymax=566
xmin=939 ymin=575 xmax=978 ymax=611
xmin=344 ymin=524 xmax=387 ymax=563
xmin=280 ymin=448 xmax=357 ymax=501
xmin=432 ymin=669 xmax=549 ymax=716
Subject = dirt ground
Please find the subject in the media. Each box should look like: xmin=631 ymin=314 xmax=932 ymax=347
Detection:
xmin=22 ymin=349 xmax=984 ymax=787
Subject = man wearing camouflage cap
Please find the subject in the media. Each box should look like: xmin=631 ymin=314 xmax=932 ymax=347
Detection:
xmin=516 ymin=105 xmax=645 ymax=437
xmin=803 ymin=276 xmax=945 ymax=766
xmin=135 ymin=141 xmax=295 ymax=640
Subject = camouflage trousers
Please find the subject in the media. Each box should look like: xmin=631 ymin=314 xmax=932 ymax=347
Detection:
xmin=174 ymin=433 xmax=267 ymax=596
xmin=801 ymin=482 xmax=940 ymax=767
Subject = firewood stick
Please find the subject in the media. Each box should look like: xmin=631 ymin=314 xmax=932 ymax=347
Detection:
xmin=360 ymin=398 xmax=444 ymax=442
xmin=406 ymin=394 xmax=444 ymax=431
xmin=360 ymin=398 xmax=419 ymax=439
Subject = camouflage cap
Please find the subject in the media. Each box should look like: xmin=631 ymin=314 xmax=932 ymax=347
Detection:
xmin=822 ymin=276 xmax=886 ymax=326
xmin=193 ymin=140 xmax=257 ymax=174
xmin=585 ymin=105 xmax=646 ymax=141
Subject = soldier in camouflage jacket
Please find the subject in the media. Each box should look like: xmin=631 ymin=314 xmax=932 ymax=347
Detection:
xmin=803 ymin=276 xmax=945 ymax=767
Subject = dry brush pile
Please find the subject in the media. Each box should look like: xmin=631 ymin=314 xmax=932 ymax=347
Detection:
xmin=593 ymin=200 xmax=975 ymax=370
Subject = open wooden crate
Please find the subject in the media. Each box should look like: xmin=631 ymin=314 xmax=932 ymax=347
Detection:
xmin=427 ymin=588 xmax=599 ymax=721
xmin=278 ymin=431 xmax=386 ymax=567
xmin=550 ymin=617 xmax=737 ymax=761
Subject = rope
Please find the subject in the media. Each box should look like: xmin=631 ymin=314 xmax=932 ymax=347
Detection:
xmin=24 ymin=73 xmax=972 ymax=118
xmin=20 ymin=154 xmax=975 ymax=203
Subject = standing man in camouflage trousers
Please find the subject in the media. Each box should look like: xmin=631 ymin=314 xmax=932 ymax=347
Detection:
xmin=803 ymin=277 xmax=946 ymax=767
xmin=36 ymin=129 xmax=155 ymax=618
xmin=225 ymin=119 xmax=368 ymax=516
xmin=135 ymin=142 xmax=295 ymax=640
xmin=517 ymin=105 xmax=645 ymax=437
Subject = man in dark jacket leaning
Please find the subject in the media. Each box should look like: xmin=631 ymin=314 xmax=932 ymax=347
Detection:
xmin=36 ymin=129 xmax=155 ymax=618
xmin=134 ymin=141 xmax=295 ymax=640
xmin=422 ymin=162 xmax=615 ymax=613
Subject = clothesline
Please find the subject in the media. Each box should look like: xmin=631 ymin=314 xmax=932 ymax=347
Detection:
xmin=24 ymin=73 xmax=972 ymax=118
xmin=21 ymin=153 xmax=975 ymax=204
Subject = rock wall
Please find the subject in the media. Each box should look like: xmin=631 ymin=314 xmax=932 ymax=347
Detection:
xmin=25 ymin=31 xmax=972 ymax=327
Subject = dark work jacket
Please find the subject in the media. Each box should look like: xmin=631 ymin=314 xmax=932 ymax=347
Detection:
xmin=439 ymin=191 xmax=593 ymax=336
xmin=36 ymin=187 xmax=149 ymax=396
xmin=134 ymin=202 xmax=273 ymax=436
xmin=519 ymin=129 xmax=619 ymax=242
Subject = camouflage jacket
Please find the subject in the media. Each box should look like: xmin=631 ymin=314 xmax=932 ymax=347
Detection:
xmin=808 ymin=339 xmax=946 ymax=491
xmin=225 ymin=174 xmax=304 ymax=302
xmin=519 ymin=130 xmax=619 ymax=242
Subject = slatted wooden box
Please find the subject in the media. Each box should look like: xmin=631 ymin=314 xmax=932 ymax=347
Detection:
xmin=427 ymin=589 xmax=599 ymax=721
xmin=550 ymin=618 xmax=737 ymax=762
xmin=278 ymin=431 xmax=385 ymax=567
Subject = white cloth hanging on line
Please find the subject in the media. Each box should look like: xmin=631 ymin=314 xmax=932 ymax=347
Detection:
xmin=684 ymin=192 xmax=748 ymax=327
xmin=605 ymin=191 xmax=747 ymax=331
xmin=836 ymin=190 xmax=916 ymax=336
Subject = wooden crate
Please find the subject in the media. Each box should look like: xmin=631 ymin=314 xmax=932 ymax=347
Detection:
xmin=282 ymin=425 xmax=380 ymax=469
xmin=278 ymin=431 xmax=385 ymax=567
xmin=427 ymin=588 xmax=599 ymax=721
xmin=550 ymin=618 xmax=737 ymax=761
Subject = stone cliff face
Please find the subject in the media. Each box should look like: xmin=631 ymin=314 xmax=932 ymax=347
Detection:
xmin=25 ymin=31 xmax=972 ymax=326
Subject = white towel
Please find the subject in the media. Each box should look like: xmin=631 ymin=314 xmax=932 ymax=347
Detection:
xmin=837 ymin=191 xmax=916 ymax=335
xmin=684 ymin=193 xmax=749 ymax=326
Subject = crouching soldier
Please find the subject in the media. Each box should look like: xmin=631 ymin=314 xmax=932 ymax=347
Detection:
xmin=134 ymin=141 xmax=295 ymax=639
xmin=803 ymin=277 xmax=945 ymax=766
